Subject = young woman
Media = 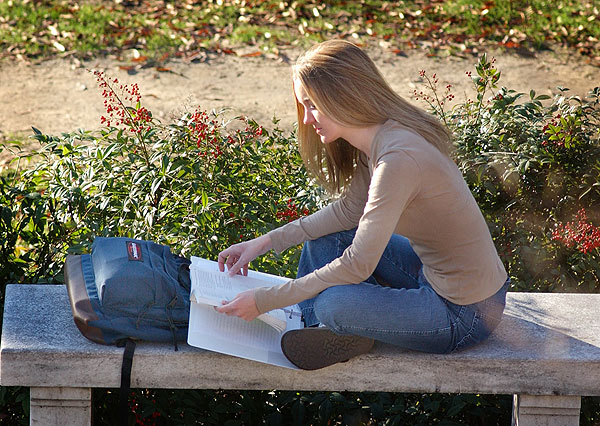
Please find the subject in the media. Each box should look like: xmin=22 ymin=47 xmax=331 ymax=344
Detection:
xmin=216 ymin=40 xmax=509 ymax=370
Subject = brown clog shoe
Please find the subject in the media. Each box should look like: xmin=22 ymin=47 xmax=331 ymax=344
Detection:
xmin=281 ymin=327 xmax=374 ymax=370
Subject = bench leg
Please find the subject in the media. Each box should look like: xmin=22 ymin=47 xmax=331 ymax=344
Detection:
xmin=30 ymin=387 xmax=92 ymax=426
xmin=512 ymin=394 xmax=581 ymax=426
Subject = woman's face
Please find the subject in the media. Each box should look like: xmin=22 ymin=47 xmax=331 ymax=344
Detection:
xmin=294 ymin=79 xmax=345 ymax=144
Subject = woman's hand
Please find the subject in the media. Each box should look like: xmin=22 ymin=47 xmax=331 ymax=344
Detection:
xmin=215 ymin=235 xmax=272 ymax=321
xmin=217 ymin=234 xmax=272 ymax=276
xmin=215 ymin=289 xmax=260 ymax=321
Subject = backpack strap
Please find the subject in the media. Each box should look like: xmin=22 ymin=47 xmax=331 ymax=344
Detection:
xmin=166 ymin=296 xmax=180 ymax=351
xmin=118 ymin=338 xmax=136 ymax=426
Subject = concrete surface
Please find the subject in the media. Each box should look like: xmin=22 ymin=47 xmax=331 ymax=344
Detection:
xmin=2 ymin=284 xmax=600 ymax=395
xmin=513 ymin=394 xmax=581 ymax=426
xmin=30 ymin=387 xmax=91 ymax=426
xmin=2 ymin=284 xmax=600 ymax=425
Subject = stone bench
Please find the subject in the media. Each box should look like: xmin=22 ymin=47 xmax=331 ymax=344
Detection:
xmin=1 ymin=284 xmax=600 ymax=426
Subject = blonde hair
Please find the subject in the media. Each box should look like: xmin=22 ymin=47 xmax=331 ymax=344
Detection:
xmin=293 ymin=39 xmax=451 ymax=194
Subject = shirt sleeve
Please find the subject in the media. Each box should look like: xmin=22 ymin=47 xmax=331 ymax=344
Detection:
xmin=266 ymin=154 xmax=371 ymax=254
xmin=254 ymin=150 xmax=422 ymax=314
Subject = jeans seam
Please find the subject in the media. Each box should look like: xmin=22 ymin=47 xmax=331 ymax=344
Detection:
xmin=302 ymin=306 xmax=315 ymax=314
xmin=333 ymin=324 xmax=453 ymax=337
xmin=454 ymin=310 xmax=481 ymax=350
xmin=334 ymin=232 xmax=345 ymax=258
xmin=379 ymin=250 xmax=421 ymax=288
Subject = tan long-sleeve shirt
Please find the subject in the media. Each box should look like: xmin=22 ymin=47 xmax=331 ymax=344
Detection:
xmin=254 ymin=119 xmax=507 ymax=314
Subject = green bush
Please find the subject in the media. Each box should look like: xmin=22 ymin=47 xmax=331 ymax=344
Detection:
xmin=1 ymin=59 xmax=599 ymax=424
xmin=0 ymin=161 xmax=67 ymax=287
xmin=417 ymin=54 xmax=600 ymax=293
xmin=93 ymin=388 xmax=512 ymax=426
xmin=20 ymin=71 xmax=324 ymax=278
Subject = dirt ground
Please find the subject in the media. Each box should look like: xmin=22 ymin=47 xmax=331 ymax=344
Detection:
xmin=0 ymin=46 xmax=598 ymax=166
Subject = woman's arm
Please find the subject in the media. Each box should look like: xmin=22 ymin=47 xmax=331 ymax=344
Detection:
xmin=215 ymin=155 xmax=371 ymax=322
xmin=254 ymin=150 xmax=422 ymax=314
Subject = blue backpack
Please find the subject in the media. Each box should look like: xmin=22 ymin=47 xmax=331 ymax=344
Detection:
xmin=65 ymin=237 xmax=191 ymax=425
xmin=65 ymin=237 xmax=191 ymax=348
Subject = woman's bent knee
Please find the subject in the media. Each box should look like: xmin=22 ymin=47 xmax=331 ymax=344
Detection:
xmin=312 ymin=286 xmax=352 ymax=332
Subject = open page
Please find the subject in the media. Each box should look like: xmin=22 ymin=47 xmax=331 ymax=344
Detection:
xmin=190 ymin=257 xmax=286 ymax=331
xmin=187 ymin=257 xmax=303 ymax=369
xmin=189 ymin=258 xmax=288 ymax=332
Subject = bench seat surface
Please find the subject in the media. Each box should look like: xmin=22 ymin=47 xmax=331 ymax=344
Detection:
xmin=2 ymin=284 xmax=600 ymax=395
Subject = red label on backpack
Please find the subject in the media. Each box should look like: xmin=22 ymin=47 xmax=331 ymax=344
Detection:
xmin=126 ymin=241 xmax=143 ymax=261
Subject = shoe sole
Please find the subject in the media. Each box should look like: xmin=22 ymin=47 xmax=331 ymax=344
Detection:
xmin=281 ymin=328 xmax=374 ymax=370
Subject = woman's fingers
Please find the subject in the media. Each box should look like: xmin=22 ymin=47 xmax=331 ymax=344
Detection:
xmin=218 ymin=235 xmax=272 ymax=275
xmin=214 ymin=290 xmax=259 ymax=321
xmin=217 ymin=245 xmax=246 ymax=276
xmin=216 ymin=298 xmax=248 ymax=320
xmin=218 ymin=254 xmax=242 ymax=275
xmin=226 ymin=252 xmax=251 ymax=276
xmin=226 ymin=256 xmax=236 ymax=272
xmin=215 ymin=299 xmax=232 ymax=313
xmin=217 ymin=252 xmax=228 ymax=272
xmin=218 ymin=246 xmax=238 ymax=272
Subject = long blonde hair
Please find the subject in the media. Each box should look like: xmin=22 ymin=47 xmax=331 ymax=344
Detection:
xmin=293 ymin=39 xmax=451 ymax=194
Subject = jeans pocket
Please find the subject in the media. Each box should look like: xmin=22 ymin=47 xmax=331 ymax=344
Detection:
xmin=477 ymin=278 xmax=510 ymax=328
xmin=452 ymin=279 xmax=510 ymax=352
xmin=454 ymin=310 xmax=494 ymax=352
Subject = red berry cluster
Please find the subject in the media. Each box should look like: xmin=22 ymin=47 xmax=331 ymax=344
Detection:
xmin=184 ymin=110 xmax=266 ymax=159
xmin=228 ymin=119 xmax=264 ymax=145
xmin=130 ymin=393 xmax=161 ymax=426
xmin=187 ymin=109 xmax=209 ymax=144
xmin=237 ymin=116 xmax=265 ymax=139
xmin=541 ymin=113 xmax=572 ymax=149
xmin=187 ymin=108 xmax=224 ymax=158
xmin=542 ymin=114 xmax=562 ymax=132
xmin=92 ymin=70 xmax=152 ymax=134
xmin=414 ymin=70 xmax=454 ymax=106
xmin=445 ymin=84 xmax=455 ymax=99
xmin=552 ymin=209 xmax=600 ymax=254
xmin=275 ymin=199 xmax=310 ymax=222
xmin=413 ymin=88 xmax=433 ymax=103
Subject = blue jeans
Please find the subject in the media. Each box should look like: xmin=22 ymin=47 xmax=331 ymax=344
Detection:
xmin=297 ymin=229 xmax=509 ymax=354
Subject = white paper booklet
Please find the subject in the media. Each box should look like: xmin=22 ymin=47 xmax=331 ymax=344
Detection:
xmin=187 ymin=256 xmax=303 ymax=369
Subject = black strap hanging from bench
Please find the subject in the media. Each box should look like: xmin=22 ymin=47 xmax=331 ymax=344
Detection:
xmin=118 ymin=338 xmax=136 ymax=426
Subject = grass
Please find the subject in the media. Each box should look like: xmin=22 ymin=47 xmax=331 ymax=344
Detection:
xmin=0 ymin=0 xmax=598 ymax=64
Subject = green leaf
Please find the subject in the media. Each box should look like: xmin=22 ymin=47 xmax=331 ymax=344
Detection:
xmin=445 ymin=398 xmax=466 ymax=417
xmin=150 ymin=177 xmax=163 ymax=196
xmin=318 ymin=399 xmax=333 ymax=423
xmin=291 ymin=400 xmax=305 ymax=426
